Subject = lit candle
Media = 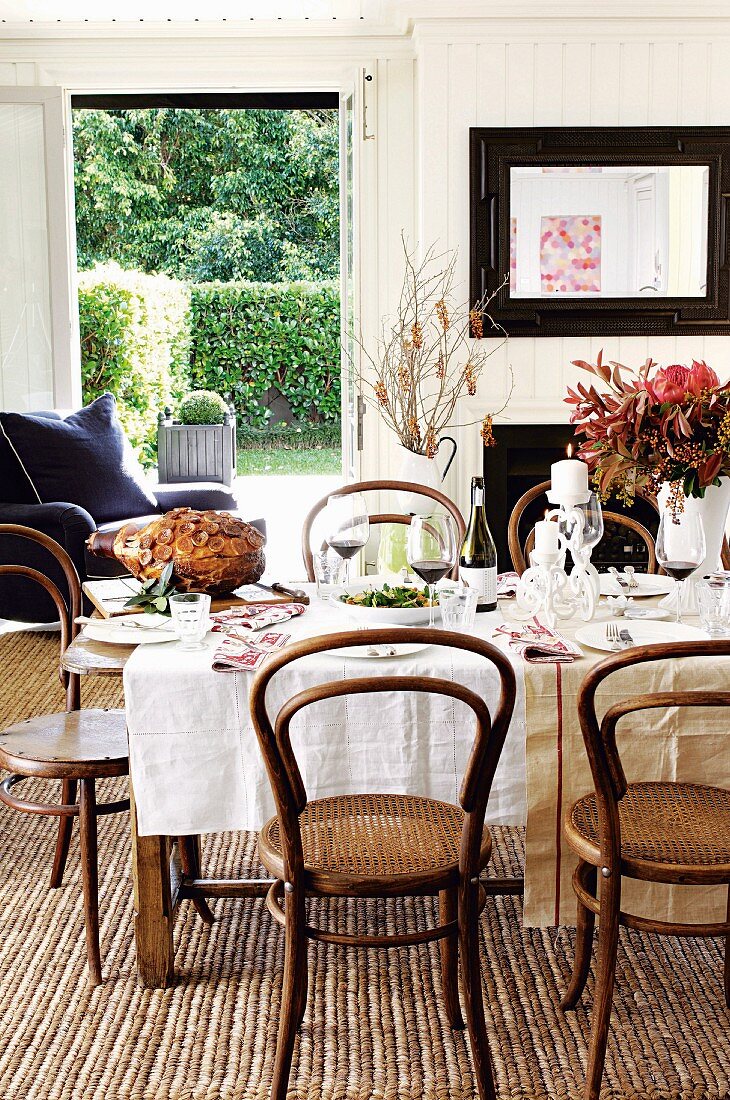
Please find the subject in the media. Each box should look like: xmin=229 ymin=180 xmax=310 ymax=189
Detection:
xmin=534 ymin=519 xmax=560 ymax=555
xmin=551 ymin=445 xmax=589 ymax=499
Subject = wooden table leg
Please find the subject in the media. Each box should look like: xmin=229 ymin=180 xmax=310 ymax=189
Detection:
xmin=130 ymin=784 xmax=177 ymax=988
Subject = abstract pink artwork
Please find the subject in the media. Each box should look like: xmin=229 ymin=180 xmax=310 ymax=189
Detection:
xmin=540 ymin=215 xmax=601 ymax=294
xmin=510 ymin=217 xmax=517 ymax=291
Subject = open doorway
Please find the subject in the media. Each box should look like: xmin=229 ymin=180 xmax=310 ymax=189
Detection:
xmin=71 ymin=92 xmax=344 ymax=482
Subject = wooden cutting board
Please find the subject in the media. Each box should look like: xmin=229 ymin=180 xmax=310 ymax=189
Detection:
xmin=83 ymin=579 xmax=307 ymax=618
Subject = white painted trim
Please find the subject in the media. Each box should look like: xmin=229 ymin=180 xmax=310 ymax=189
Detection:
xmin=0 ymin=86 xmax=80 ymax=408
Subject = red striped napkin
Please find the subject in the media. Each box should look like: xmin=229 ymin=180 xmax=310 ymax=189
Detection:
xmin=210 ymin=602 xmax=306 ymax=633
xmin=212 ymin=630 xmax=291 ymax=672
xmin=493 ymin=620 xmax=582 ymax=663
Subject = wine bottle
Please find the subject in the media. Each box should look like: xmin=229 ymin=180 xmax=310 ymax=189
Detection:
xmin=459 ymin=476 xmax=497 ymax=612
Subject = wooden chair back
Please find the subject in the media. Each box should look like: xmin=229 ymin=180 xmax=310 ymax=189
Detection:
xmin=508 ymin=479 xmax=657 ymax=575
xmin=301 ymin=480 xmax=466 ymax=582
xmin=577 ymin=640 xmax=730 ymax=868
xmin=0 ymin=524 xmax=82 ymax=710
xmin=249 ymin=628 xmax=516 ymax=886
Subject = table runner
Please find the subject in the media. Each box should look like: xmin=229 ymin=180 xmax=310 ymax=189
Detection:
xmin=516 ymin=607 xmax=730 ymax=927
xmin=124 ymin=593 xmax=528 ymax=839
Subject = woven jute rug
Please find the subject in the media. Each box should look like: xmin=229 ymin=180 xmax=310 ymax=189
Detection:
xmin=0 ymin=630 xmax=728 ymax=1100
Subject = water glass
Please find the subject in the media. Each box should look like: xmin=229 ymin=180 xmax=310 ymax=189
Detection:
xmin=313 ymin=550 xmax=346 ymax=599
xmin=169 ymin=592 xmax=211 ymax=651
xmin=695 ymin=580 xmax=730 ymax=637
xmin=439 ymin=587 xmax=479 ymax=633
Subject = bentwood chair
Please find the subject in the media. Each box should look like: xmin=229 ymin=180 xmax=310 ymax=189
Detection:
xmin=562 ymin=640 xmax=730 ymax=1100
xmin=249 ymin=628 xmax=517 ymax=1100
xmin=0 ymin=524 xmax=130 ymax=985
xmin=508 ymin=480 xmax=657 ymax=576
xmin=301 ymin=479 xmax=466 ymax=582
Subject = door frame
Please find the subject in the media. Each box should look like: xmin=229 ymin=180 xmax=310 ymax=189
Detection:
xmin=1 ymin=86 xmax=80 ymax=408
xmin=62 ymin=85 xmax=366 ymax=476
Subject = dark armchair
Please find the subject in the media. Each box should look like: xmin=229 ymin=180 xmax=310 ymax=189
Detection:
xmin=0 ymin=409 xmax=241 ymax=624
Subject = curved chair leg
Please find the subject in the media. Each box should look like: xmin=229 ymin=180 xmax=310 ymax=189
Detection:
xmin=561 ymin=861 xmax=597 ymax=1010
xmin=724 ymin=886 xmax=730 ymax=1009
xmin=459 ymin=878 xmax=497 ymax=1100
xmin=439 ymin=886 xmax=464 ymax=1029
xmin=178 ymin=835 xmax=215 ymax=926
xmin=50 ymin=778 xmax=77 ymax=889
xmin=79 ymin=778 xmax=103 ymax=987
xmin=271 ymin=882 xmax=308 ymax=1100
xmin=583 ymin=870 xmax=621 ymax=1100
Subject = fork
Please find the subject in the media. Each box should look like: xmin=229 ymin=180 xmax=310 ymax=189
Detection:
xmin=605 ymin=622 xmax=622 ymax=650
xmin=624 ymin=565 xmax=638 ymax=590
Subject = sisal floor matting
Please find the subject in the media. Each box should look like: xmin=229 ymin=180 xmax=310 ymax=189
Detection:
xmin=0 ymin=630 xmax=728 ymax=1100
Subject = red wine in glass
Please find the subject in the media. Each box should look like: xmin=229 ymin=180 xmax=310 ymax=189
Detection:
xmin=328 ymin=538 xmax=366 ymax=561
xmin=325 ymin=492 xmax=370 ymax=587
xmin=406 ymin=513 xmax=458 ymax=628
xmin=661 ymin=561 xmax=699 ymax=582
xmin=655 ymin=510 xmax=705 ymax=622
xmin=409 ymin=560 xmax=453 ymax=585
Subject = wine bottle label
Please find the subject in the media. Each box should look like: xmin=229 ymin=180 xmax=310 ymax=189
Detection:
xmin=459 ymin=566 xmax=497 ymax=603
xmin=474 ymin=486 xmax=484 ymax=506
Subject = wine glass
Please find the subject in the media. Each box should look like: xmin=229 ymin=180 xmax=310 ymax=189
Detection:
xmin=578 ymin=492 xmax=605 ymax=550
xmin=655 ymin=510 xmax=706 ymax=623
xmin=406 ymin=513 xmax=458 ymax=628
xmin=325 ymin=493 xmax=370 ymax=587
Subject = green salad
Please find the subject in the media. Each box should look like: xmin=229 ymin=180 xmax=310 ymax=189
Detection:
xmin=338 ymin=583 xmax=435 ymax=608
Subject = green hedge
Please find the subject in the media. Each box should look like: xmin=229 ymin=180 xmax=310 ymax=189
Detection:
xmin=188 ymin=280 xmax=341 ymax=428
xmin=78 ymin=270 xmax=340 ymax=464
xmin=79 ymin=265 xmax=190 ymax=465
xmin=237 ymin=421 xmax=341 ymax=451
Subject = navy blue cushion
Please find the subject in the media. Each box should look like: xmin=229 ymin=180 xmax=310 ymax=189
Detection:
xmin=0 ymin=394 xmax=159 ymax=524
xmin=0 ymin=409 xmax=61 ymax=505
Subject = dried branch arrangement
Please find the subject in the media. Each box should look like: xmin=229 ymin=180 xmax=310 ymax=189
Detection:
xmin=355 ymin=237 xmax=511 ymax=455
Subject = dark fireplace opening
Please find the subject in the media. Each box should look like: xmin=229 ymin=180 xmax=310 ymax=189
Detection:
xmin=483 ymin=424 xmax=658 ymax=573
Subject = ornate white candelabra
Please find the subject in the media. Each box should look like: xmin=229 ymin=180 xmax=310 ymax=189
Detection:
xmin=515 ymin=485 xmax=602 ymax=629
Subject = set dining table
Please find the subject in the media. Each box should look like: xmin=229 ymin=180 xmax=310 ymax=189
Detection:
xmin=61 ymin=579 xmax=730 ymax=988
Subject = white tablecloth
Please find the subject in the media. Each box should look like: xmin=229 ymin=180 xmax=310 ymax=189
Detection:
xmin=123 ymin=592 xmax=527 ymax=837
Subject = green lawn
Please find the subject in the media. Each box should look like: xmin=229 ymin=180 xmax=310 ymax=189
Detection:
xmin=237 ymin=447 xmax=342 ymax=476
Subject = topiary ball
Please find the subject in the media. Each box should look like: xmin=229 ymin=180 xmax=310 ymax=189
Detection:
xmin=179 ymin=390 xmax=229 ymax=425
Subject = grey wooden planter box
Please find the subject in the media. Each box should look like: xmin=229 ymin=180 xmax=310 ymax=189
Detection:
xmin=157 ymin=412 xmax=236 ymax=486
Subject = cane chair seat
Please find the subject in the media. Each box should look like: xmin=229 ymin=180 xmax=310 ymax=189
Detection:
xmin=565 ymin=781 xmax=730 ymax=882
xmin=0 ymin=708 xmax=128 ymax=780
xmin=259 ymin=792 xmax=492 ymax=895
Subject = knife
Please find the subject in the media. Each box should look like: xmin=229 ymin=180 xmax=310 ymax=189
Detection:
xmin=608 ymin=566 xmax=628 ymax=591
xmin=618 ymin=627 xmax=635 ymax=648
xmin=253 ymin=581 xmax=310 ymax=604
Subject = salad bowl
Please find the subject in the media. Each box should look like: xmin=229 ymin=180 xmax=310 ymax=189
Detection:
xmin=329 ymin=577 xmax=451 ymax=625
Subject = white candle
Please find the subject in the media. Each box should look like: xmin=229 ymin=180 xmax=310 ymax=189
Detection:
xmin=534 ymin=519 xmax=559 ymax=555
xmin=551 ymin=457 xmax=589 ymax=498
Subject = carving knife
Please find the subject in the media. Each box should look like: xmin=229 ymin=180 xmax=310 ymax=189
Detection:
xmin=253 ymin=581 xmax=310 ymax=604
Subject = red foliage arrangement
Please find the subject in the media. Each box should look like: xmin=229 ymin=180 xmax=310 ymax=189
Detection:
xmin=565 ymin=352 xmax=730 ymax=513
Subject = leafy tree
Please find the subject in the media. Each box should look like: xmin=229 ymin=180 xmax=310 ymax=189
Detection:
xmin=73 ymin=107 xmax=339 ymax=282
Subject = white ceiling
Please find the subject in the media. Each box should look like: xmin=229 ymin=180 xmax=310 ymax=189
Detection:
xmin=0 ymin=0 xmax=380 ymax=21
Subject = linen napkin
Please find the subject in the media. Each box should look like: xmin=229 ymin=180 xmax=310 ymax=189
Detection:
xmin=212 ymin=629 xmax=291 ymax=672
xmin=210 ymin=602 xmax=307 ymax=633
xmin=497 ymin=571 xmax=520 ymax=598
xmin=493 ymin=620 xmax=582 ymax=663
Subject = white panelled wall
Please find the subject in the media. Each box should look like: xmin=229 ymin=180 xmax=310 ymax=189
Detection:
xmin=3 ymin=16 xmax=730 ymax=517
xmin=416 ymin=31 xmax=730 ymax=513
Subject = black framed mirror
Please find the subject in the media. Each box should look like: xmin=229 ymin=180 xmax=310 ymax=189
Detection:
xmin=470 ymin=126 xmax=730 ymax=336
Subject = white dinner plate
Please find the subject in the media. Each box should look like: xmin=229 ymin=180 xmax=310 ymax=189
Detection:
xmin=575 ymin=619 xmax=707 ymax=653
xmin=599 ymin=572 xmax=674 ymax=598
xmin=337 ymin=639 xmax=432 ymax=660
xmin=83 ymin=614 xmax=179 ymax=646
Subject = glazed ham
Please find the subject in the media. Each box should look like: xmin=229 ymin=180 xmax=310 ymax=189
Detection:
xmin=87 ymin=508 xmax=266 ymax=596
